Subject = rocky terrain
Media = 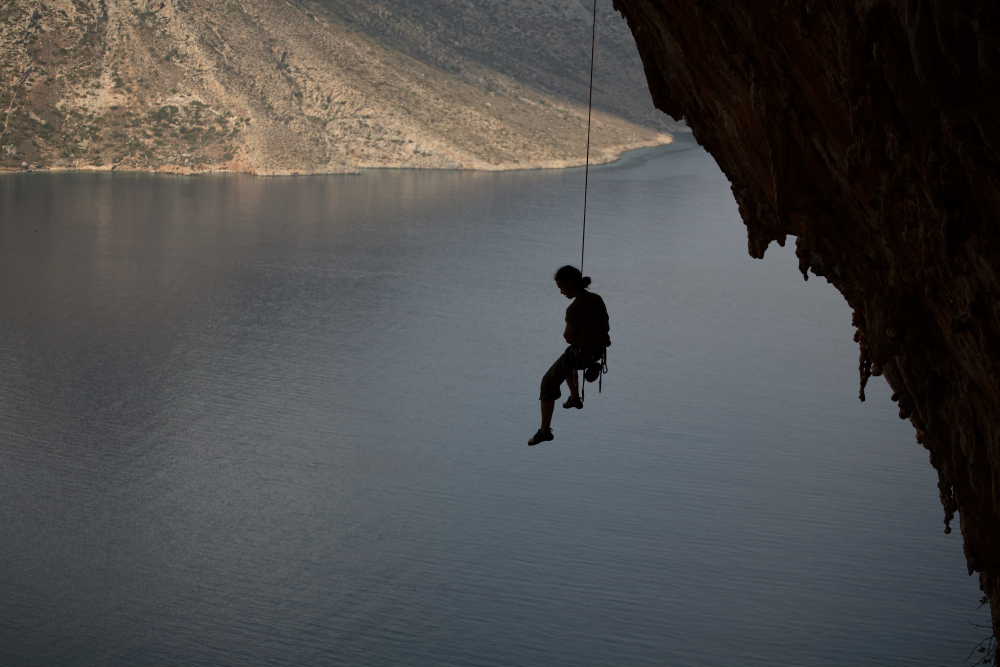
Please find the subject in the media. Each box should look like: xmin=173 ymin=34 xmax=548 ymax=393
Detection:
xmin=305 ymin=0 xmax=668 ymax=131
xmin=0 ymin=0 xmax=674 ymax=175
xmin=613 ymin=0 xmax=1000 ymax=651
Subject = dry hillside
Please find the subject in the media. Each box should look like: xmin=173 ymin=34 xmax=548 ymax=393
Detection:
xmin=0 ymin=0 xmax=674 ymax=174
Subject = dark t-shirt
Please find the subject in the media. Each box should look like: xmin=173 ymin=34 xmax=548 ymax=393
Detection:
xmin=565 ymin=290 xmax=611 ymax=350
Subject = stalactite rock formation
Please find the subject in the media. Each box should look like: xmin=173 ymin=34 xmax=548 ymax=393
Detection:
xmin=613 ymin=0 xmax=1000 ymax=642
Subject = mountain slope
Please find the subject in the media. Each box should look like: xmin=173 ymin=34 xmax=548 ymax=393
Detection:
xmin=304 ymin=0 xmax=669 ymax=130
xmin=0 ymin=0 xmax=673 ymax=174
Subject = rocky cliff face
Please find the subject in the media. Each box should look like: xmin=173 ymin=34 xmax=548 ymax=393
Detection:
xmin=613 ymin=0 xmax=1000 ymax=647
xmin=0 ymin=0 xmax=675 ymax=174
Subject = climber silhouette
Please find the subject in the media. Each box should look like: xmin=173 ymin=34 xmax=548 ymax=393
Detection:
xmin=528 ymin=265 xmax=611 ymax=446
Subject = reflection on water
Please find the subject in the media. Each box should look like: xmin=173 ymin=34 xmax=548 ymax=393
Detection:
xmin=0 ymin=137 xmax=984 ymax=666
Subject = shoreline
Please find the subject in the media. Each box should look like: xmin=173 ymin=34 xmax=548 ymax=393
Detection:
xmin=0 ymin=134 xmax=674 ymax=178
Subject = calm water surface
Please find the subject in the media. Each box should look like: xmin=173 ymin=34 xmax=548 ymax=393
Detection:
xmin=0 ymin=136 xmax=985 ymax=666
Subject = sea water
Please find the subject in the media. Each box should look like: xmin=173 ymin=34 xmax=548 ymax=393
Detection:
xmin=0 ymin=135 xmax=985 ymax=666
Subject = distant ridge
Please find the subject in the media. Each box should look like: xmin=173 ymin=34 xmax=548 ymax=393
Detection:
xmin=0 ymin=0 xmax=677 ymax=174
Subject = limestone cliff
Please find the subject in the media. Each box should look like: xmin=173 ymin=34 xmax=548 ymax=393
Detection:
xmin=0 ymin=0 xmax=675 ymax=174
xmin=613 ymin=0 xmax=1000 ymax=649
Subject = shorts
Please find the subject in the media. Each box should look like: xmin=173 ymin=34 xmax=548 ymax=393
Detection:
xmin=539 ymin=346 xmax=604 ymax=401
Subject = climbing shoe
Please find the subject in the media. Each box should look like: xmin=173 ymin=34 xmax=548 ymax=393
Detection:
xmin=562 ymin=396 xmax=583 ymax=410
xmin=527 ymin=428 xmax=554 ymax=446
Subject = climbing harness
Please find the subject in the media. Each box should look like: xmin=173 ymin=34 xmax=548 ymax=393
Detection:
xmin=579 ymin=347 xmax=608 ymax=402
xmin=578 ymin=0 xmax=609 ymax=402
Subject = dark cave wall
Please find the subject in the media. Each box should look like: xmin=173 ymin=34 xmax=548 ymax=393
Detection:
xmin=612 ymin=0 xmax=1000 ymax=639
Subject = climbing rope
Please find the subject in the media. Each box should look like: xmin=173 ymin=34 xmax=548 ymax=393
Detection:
xmin=578 ymin=1 xmax=608 ymax=403
xmin=580 ymin=0 xmax=598 ymax=273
